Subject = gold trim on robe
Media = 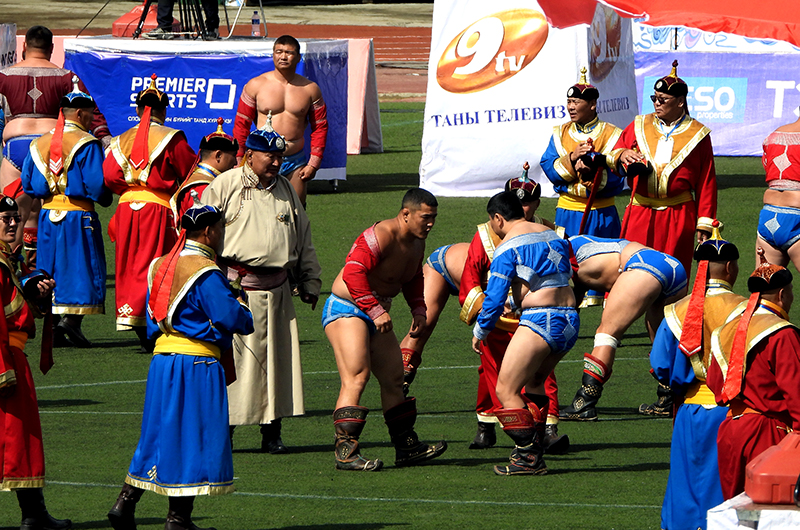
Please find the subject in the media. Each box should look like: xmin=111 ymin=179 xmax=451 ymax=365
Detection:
xmin=632 ymin=113 xmax=710 ymax=198
xmin=30 ymin=121 xmax=98 ymax=195
xmin=109 ymin=123 xmax=180 ymax=186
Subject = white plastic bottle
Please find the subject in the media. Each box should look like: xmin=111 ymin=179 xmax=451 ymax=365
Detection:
xmin=251 ymin=11 xmax=261 ymax=37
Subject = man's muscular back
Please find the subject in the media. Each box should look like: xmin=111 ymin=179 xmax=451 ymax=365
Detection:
xmin=245 ymin=72 xmax=321 ymax=153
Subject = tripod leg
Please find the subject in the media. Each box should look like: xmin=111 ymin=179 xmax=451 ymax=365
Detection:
xmin=133 ymin=0 xmax=156 ymax=39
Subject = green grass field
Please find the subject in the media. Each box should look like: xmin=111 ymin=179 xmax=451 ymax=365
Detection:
xmin=0 ymin=103 xmax=781 ymax=530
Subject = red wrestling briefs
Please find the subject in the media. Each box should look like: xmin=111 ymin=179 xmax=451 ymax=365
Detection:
xmin=233 ymin=92 xmax=257 ymax=158
xmin=307 ymin=99 xmax=327 ymax=169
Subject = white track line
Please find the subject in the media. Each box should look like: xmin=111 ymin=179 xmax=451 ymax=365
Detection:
xmin=47 ymin=481 xmax=659 ymax=510
xmin=36 ymin=357 xmax=649 ymax=391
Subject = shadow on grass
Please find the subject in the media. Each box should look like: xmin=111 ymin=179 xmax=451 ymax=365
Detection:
xmin=567 ymin=441 xmax=670 ymax=452
xmin=71 ymin=517 xmax=164 ymax=529
xmin=84 ymin=338 xmax=142 ymax=349
xmin=39 ymin=399 xmax=102 ymax=408
xmin=717 ymin=174 xmax=765 ymax=190
xmin=308 ymin=174 xmax=420 ymax=196
xmin=253 ymin=523 xmax=411 ymax=530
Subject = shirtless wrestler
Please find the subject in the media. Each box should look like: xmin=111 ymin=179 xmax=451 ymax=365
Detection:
xmin=471 ymin=191 xmax=578 ymax=475
xmin=0 ymin=26 xmax=109 ymax=258
xmin=559 ymin=235 xmax=688 ymax=421
xmin=757 ymin=115 xmax=800 ymax=271
xmin=397 ymin=242 xmax=468 ymax=394
xmin=400 ymin=169 xmax=557 ymax=394
xmin=234 ymin=35 xmax=327 ymax=205
xmin=322 ymin=188 xmax=447 ymax=471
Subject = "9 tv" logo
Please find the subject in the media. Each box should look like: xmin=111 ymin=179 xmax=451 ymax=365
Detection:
xmin=437 ymin=9 xmax=549 ymax=94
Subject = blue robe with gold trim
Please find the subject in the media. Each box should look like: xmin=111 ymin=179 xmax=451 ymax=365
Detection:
xmin=20 ymin=122 xmax=110 ymax=314
xmin=650 ymin=317 xmax=726 ymax=530
xmin=125 ymin=242 xmax=254 ymax=496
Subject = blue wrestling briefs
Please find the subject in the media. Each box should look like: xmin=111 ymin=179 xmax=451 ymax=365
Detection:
xmin=321 ymin=293 xmax=377 ymax=335
xmin=758 ymin=204 xmax=800 ymax=251
xmin=426 ymin=245 xmax=459 ymax=295
xmin=623 ymin=249 xmax=687 ymax=298
xmin=518 ymin=306 xmax=580 ymax=355
xmin=2 ymin=134 xmax=40 ymax=171
xmin=569 ymin=234 xmax=631 ymax=264
xmin=279 ymin=151 xmax=308 ymax=177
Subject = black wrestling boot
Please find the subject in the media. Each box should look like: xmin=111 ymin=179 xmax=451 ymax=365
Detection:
xmin=638 ymin=382 xmax=675 ymax=417
xmin=56 ymin=315 xmax=92 ymax=348
xmin=164 ymin=496 xmax=216 ymax=530
xmin=559 ymin=372 xmax=604 ymax=421
xmin=333 ymin=406 xmax=383 ymax=471
xmin=543 ymin=424 xmax=570 ymax=455
xmin=493 ymin=406 xmax=547 ymax=476
xmin=260 ymin=419 xmax=289 ymax=454
xmin=385 ymin=398 xmax=447 ymax=467
xmin=16 ymin=488 xmax=72 ymax=530
xmin=108 ymin=483 xmax=145 ymax=530
xmin=468 ymin=421 xmax=497 ymax=450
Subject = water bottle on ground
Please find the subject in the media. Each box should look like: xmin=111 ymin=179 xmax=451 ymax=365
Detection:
xmin=251 ymin=11 xmax=261 ymax=37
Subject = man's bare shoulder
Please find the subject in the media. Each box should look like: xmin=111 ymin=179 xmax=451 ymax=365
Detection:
xmin=372 ymin=218 xmax=401 ymax=254
xmin=243 ymin=73 xmax=273 ymax=94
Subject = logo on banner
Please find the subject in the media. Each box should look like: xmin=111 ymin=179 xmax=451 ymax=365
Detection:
xmin=129 ymin=76 xmax=237 ymax=111
xmin=436 ymin=9 xmax=548 ymax=94
xmin=645 ymin=75 xmax=747 ymax=123
xmin=589 ymin=5 xmax=621 ymax=82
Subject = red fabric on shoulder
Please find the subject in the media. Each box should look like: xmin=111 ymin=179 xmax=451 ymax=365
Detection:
xmin=342 ymin=225 xmax=384 ymax=320
xmin=679 ymin=259 xmax=709 ymax=357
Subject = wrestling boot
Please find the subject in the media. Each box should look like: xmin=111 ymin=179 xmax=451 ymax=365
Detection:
xmin=333 ymin=406 xmax=383 ymax=471
xmin=108 ymin=483 xmax=145 ymax=530
xmin=522 ymin=391 xmax=568 ymax=454
xmin=16 ymin=488 xmax=72 ymax=530
xmin=385 ymin=397 xmax=447 ymax=467
xmin=638 ymin=382 xmax=675 ymax=417
xmin=468 ymin=421 xmax=497 ymax=450
xmin=164 ymin=496 xmax=216 ymax=530
xmin=401 ymin=348 xmax=421 ymax=397
xmin=260 ymin=418 xmax=289 ymax=454
xmin=493 ymin=406 xmax=547 ymax=476
xmin=559 ymin=372 xmax=605 ymax=421
xmin=543 ymin=423 xmax=570 ymax=455
xmin=56 ymin=315 xmax=92 ymax=348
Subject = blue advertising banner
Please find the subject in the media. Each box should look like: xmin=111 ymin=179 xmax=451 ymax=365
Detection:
xmin=636 ymin=51 xmax=800 ymax=157
xmin=64 ymin=38 xmax=348 ymax=180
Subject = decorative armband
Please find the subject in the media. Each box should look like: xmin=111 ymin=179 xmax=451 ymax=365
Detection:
xmin=307 ymin=99 xmax=328 ymax=169
xmin=234 ymin=92 xmax=257 ymax=157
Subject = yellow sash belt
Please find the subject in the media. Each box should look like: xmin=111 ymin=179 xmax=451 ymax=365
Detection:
xmin=41 ymin=195 xmax=94 ymax=212
xmin=8 ymin=331 xmax=28 ymax=351
xmin=631 ymin=191 xmax=693 ymax=210
xmin=153 ymin=333 xmax=221 ymax=359
xmin=120 ymin=187 xmax=172 ymax=209
xmin=683 ymin=381 xmax=719 ymax=406
xmin=557 ymin=195 xmax=615 ymax=212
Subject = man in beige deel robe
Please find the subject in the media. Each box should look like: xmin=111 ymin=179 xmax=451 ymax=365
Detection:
xmin=202 ymin=118 xmax=321 ymax=453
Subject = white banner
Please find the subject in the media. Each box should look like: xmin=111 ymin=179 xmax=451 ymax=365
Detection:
xmin=420 ymin=1 xmax=637 ymax=197
xmin=0 ymin=24 xmax=16 ymax=68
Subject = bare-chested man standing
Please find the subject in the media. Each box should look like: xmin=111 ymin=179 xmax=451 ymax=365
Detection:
xmin=0 ymin=26 xmax=109 ymax=260
xmin=322 ymin=188 xmax=447 ymax=471
xmin=233 ymin=35 xmax=327 ymax=206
